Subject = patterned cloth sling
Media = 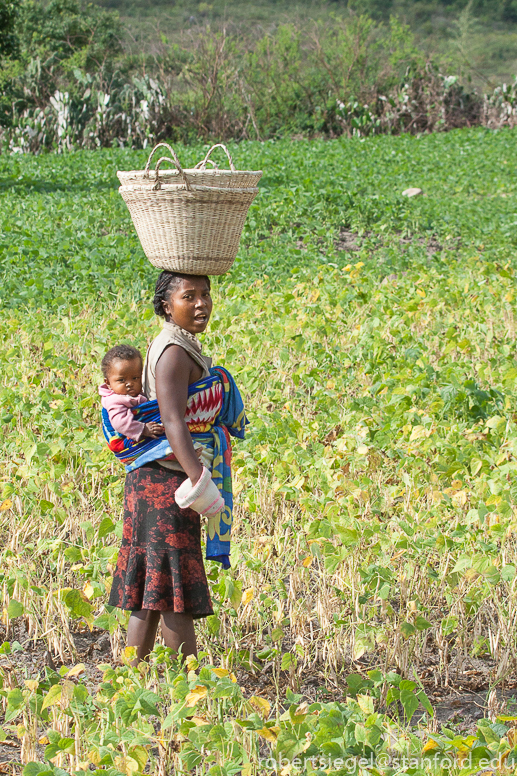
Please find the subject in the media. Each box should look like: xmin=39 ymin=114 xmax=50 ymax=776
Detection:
xmin=101 ymin=366 xmax=247 ymax=569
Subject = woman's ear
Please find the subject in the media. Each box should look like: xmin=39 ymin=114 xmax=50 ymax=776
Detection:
xmin=162 ymin=297 xmax=172 ymax=318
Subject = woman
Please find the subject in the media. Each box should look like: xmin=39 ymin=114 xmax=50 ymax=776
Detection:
xmin=108 ymin=271 xmax=233 ymax=663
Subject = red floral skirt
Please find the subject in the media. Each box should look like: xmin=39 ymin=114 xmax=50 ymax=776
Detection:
xmin=108 ymin=462 xmax=213 ymax=618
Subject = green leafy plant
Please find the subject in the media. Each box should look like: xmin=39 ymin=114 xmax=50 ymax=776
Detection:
xmin=3 ymin=128 xmax=517 ymax=772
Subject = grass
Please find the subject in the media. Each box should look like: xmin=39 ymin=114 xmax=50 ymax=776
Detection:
xmin=3 ymin=128 xmax=517 ymax=772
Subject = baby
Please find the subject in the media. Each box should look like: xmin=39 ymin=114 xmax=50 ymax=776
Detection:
xmin=99 ymin=344 xmax=164 ymax=441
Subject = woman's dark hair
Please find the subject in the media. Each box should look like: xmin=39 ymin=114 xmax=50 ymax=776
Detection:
xmin=101 ymin=344 xmax=142 ymax=379
xmin=153 ymin=270 xmax=211 ymax=318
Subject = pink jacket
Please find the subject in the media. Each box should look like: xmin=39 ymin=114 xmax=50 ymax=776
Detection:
xmin=99 ymin=384 xmax=148 ymax=441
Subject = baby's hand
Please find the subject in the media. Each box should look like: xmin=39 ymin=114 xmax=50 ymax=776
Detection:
xmin=143 ymin=422 xmax=165 ymax=439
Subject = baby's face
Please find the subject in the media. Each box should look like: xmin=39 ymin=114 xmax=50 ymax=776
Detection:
xmin=106 ymin=357 xmax=143 ymax=397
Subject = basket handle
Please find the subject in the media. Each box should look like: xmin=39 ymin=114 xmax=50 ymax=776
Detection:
xmin=193 ymin=158 xmax=219 ymax=170
xmin=152 ymin=156 xmax=192 ymax=191
xmin=143 ymin=143 xmax=181 ymax=177
xmin=196 ymin=143 xmax=236 ymax=172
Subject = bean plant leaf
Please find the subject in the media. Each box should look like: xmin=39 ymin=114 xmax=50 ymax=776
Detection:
xmin=41 ymin=684 xmax=62 ymax=711
xmin=7 ymin=600 xmax=24 ymax=618
xmin=400 ymin=689 xmax=420 ymax=723
xmin=97 ymin=517 xmax=115 ymax=538
xmin=22 ymin=766 xmax=54 ymax=776
xmin=400 ymin=621 xmax=416 ymax=638
xmin=415 ymin=616 xmax=433 ymax=631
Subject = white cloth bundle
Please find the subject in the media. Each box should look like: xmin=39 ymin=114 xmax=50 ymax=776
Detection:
xmin=175 ymin=465 xmax=224 ymax=517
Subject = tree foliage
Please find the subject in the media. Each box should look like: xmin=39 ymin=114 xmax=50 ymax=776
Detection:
xmin=345 ymin=0 xmax=517 ymax=22
xmin=0 ymin=0 xmax=20 ymax=57
xmin=0 ymin=0 xmax=122 ymax=71
xmin=18 ymin=0 xmax=122 ymax=63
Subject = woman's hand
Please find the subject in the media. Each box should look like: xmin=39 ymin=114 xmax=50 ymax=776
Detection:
xmin=155 ymin=344 xmax=204 ymax=485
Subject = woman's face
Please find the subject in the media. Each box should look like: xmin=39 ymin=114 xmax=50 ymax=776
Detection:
xmin=162 ymin=276 xmax=213 ymax=335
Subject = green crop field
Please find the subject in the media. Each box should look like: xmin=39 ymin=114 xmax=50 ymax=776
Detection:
xmin=3 ymin=128 xmax=517 ymax=774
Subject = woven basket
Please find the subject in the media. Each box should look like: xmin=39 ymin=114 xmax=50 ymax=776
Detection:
xmin=118 ymin=143 xmax=261 ymax=275
xmin=118 ymin=143 xmax=262 ymax=190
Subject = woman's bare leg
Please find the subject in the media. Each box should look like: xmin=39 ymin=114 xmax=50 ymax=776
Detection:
xmin=127 ymin=609 xmax=161 ymax=663
xmin=160 ymin=611 xmax=197 ymax=659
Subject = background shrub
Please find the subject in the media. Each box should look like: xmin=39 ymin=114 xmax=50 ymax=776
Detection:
xmin=1 ymin=0 xmax=517 ymax=149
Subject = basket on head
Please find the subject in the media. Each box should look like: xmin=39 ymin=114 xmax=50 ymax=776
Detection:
xmin=118 ymin=143 xmax=262 ymax=275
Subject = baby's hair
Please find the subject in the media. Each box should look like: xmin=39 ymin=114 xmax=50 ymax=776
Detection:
xmin=101 ymin=344 xmax=142 ymax=380
xmin=153 ymin=270 xmax=211 ymax=318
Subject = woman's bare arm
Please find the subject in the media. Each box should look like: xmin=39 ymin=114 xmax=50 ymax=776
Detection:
xmin=155 ymin=345 xmax=204 ymax=485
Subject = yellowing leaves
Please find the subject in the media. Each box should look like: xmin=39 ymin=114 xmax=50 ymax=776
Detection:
xmin=241 ymin=588 xmax=254 ymax=605
xmin=185 ymin=654 xmax=199 ymax=672
xmin=257 ymin=726 xmax=279 ymax=743
xmin=451 ymin=490 xmax=467 ymax=507
xmin=486 ymin=415 xmax=504 ymax=430
xmin=66 ymin=663 xmax=86 ymax=678
xmin=429 ymin=489 xmax=442 ymax=504
xmin=114 ymin=750 xmax=147 ymax=776
xmin=123 ymin=646 xmax=137 ymax=663
xmin=233 ymin=479 xmax=245 ymax=496
xmin=88 ymin=748 xmax=102 ymax=766
xmin=353 ymin=641 xmax=367 ymax=661
xmin=356 ymin=694 xmax=374 ymax=714
xmin=409 ymin=425 xmax=432 ymax=442
xmin=41 ymin=684 xmax=62 ymax=711
xmin=351 ymin=487 xmax=369 ymax=503
xmin=289 ymin=474 xmax=306 ymax=490
xmin=249 ymin=696 xmax=271 ymax=719
xmin=185 ymin=685 xmax=208 ymax=707
xmin=211 ymin=668 xmax=229 ymax=678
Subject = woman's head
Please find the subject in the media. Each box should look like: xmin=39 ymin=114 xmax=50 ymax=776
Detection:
xmin=153 ymin=271 xmax=212 ymax=335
